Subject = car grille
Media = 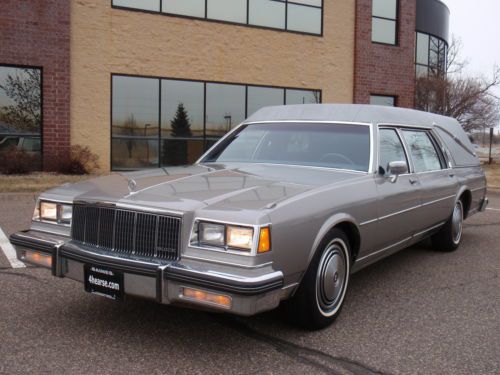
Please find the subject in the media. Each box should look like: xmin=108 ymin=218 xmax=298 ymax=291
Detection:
xmin=71 ymin=204 xmax=181 ymax=261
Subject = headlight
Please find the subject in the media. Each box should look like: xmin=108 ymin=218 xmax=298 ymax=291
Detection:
xmin=34 ymin=201 xmax=72 ymax=226
xmin=199 ymin=222 xmax=225 ymax=247
xmin=192 ymin=221 xmax=257 ymax=252
xmin=226 ymin=226 xmax=253 ymax=250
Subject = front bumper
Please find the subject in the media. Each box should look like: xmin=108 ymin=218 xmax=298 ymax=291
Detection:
xmin=10 ymin=230 xmax=285 ymax=316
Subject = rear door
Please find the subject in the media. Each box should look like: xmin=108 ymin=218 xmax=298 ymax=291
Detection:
xmin=400 ymin=129 xmax=457 ymax=229
xmin=373 ymin=127 xmax=422 ymax=251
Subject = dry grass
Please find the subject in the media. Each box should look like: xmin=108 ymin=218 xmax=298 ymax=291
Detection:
xmin=483 ymin=163 xmax=500 ymax=190
xmin=0 ymin=173 xmax=98 ymax=193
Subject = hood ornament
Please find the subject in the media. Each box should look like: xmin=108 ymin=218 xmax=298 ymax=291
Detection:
xmin=128 ymin=178 xmax=137 ymax=193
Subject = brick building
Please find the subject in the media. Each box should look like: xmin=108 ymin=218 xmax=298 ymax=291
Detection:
xmin=0 ymin=0 xmax=449 ymax=171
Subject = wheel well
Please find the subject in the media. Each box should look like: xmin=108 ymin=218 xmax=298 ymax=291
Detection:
xmin=334 ymin=222 xmax=361 ymax=262
xmin=460 ymin=190 xmax=472 ymax=219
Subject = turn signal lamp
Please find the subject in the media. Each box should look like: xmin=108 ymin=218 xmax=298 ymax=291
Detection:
xmin=182 ymin=287 xmax=232 ymax=309
xmin=23 ymin=250 xmax=52 ymax=269
xmin=257 ymin=227 xmax=271 ymax=253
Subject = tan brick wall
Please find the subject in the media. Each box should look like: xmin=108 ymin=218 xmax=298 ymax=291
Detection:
xmin=70 ymin=0 xmax=356 ymax=171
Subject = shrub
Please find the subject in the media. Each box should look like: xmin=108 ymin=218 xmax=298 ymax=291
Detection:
xmin=56 ymin=145 xmax=99 ymax=175
xmin=0 ymin=147 xmax=38 ymax=175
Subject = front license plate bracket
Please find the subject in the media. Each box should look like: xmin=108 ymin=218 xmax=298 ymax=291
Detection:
xmin=84 ymin=264 xmax=124 ymax=301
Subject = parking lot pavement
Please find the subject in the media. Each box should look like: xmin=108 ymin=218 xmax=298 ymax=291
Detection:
xmin=0 ymin=193 xmax=499 ymax=375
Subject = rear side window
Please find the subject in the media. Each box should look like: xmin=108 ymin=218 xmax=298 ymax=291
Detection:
xmin=379 ymin=128 xmax=408 ymax=174
xmin=402 ymin=130 xmax=443 ymax=172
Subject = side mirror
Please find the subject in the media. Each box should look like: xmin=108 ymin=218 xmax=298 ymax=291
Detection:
xmin=386 ymin=161 xmax=408 ymax=183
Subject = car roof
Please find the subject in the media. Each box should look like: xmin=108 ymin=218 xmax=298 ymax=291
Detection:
xmin=244 ymin=104 xmax=456 ymax=128
xmin=244 ymin=104 xmax=478 ymax=167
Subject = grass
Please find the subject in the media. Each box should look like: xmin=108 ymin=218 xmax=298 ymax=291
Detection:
xmin=0 ymin=173 xmax=98 ymax=193
xmin=483 ymin=163 xmax=500 ymax=190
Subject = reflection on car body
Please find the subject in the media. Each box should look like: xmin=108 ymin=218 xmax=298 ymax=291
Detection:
xmin=10 ymin=104 xmax=488 ymax=329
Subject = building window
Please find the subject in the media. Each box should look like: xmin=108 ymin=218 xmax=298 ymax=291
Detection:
xmin=370 ymin=95 xmax=396 ymax=107
xmin=415 ymin=32 xmax=448 ymax=78
xmin=372 ymin=0 xmax=398 ymax=45
xmin=112 ymin=0 xmax=324 ymax=36
xmin=111 ymin=74 xmax=321 ymax=170
xmin=0 ymin=65 xmax=42 ymax=170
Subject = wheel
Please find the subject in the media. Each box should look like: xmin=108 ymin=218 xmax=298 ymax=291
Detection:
xmin=284 ymin=228 xmax=351 ymax=330
xmin=432 ymin=199 xmax=464 ymax=252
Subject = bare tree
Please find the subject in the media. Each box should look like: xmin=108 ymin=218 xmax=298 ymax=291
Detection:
xmin=0 ymin=68 xmax=41 ymax=133
xmin=415 ymin=37 xmax=500 ymax=132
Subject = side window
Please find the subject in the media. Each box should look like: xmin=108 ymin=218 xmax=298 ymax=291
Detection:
xmin=379 ymin=128 xmax=408 ymax=174
xmin=402 ymin=130 xmax=443 ymax=172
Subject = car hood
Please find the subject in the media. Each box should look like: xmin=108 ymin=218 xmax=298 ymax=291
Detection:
xmin=44 ymin=163 xmax=366 ymax=212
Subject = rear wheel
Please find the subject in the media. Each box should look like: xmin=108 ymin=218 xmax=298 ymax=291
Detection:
xmin=285 ymin=229 xmax=350 ymax=330
xmin=432 ymin=200 xmax=464 ymax=252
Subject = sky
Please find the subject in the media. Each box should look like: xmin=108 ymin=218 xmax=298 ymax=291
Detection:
xmin=443 ymin=0 xmax=500 ymax=127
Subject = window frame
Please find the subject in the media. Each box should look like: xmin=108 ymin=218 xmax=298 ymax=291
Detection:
xmin=371 ymin=0 xmax=399 ymax=46
xmin=111 ymin=0 xmax=324 ymax=37
xmin=110 ymin=73 xmax=322 ymax=171
xmin=0 ymin=63 xmax=44 ymax=170
xmin=377 ymin=126 xmax=410 ymax=175
xmin=400 ymin=128 xmax=446 ymax=173
xmin=415 ymin=31 xmax=449 ymax=79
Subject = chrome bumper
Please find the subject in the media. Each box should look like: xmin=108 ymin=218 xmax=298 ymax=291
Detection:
xmin=9 ymin=230 xmax=285 ymax=316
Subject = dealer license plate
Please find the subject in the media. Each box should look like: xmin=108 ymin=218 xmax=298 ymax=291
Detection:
xmin=84 ymin=265 xmax=124 ymax=301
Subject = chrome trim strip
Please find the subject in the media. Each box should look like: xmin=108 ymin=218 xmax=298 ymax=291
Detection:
xmin=413 ymin=221 xmax=446 ymax=238
xmin=181 ymin=254 xmax=273 ymax=269
xmin=378 ymin=205 xmax=421 ymax=221
xmin=356 ymin=237 xmax=412 ymax=262
xmin=470 ymin=186 xmax=486 ymax=192
xmin=359 ymin=218 xmax=378 ymax=226
xmin=73 ymin=200 xmax=184 ymax=217
xmin=421 ymin=195 xmax=455 ymax=207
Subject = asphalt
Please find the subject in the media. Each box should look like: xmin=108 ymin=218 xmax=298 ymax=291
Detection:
xmin=0 ymin=193 xmax=499 ymax=375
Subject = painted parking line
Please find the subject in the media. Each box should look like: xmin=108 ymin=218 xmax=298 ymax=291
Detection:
xmin=0 ymin=226 xmax=25 ymax=268
xmin=486 ymin=207 xmax=500 ymax=212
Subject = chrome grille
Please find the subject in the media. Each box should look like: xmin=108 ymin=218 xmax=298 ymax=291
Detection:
xmin=71 ymin=204 xmax=181 ymax=261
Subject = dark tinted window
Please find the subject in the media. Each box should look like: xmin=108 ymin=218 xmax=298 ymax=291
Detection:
xmin=247 ymin=86 xmax=284 ymax=116
xmin=206 ymin=83 xmax=246 ymax=139
xmin=0 ymin=66 xmax=42 ymax=170
xmin=402 ymin=130 xmax=442 ymax=172
xmin=379 ymin=128 xmax=407 ymax=174
xmin=203 ymin=123 xmax=371 ymax=172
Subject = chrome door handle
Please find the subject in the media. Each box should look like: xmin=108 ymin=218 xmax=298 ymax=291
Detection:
xmin=409 ymin=178 xmax=418 ymax=185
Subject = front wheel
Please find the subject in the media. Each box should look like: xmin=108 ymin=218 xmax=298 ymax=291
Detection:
xmin=432 ymin=200 xmax=464 ymax=252
xmin=285 ymin=229 xmax=351 ymax=330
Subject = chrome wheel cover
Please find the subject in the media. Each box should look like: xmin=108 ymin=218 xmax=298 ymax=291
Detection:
xmin=452 ymin=201 xmax=464 ymax=245
xmin=315 ymin=239 xmax=349 ymax=317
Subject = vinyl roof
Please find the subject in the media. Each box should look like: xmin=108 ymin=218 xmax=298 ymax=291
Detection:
xmin=244 ymin=104 xmax=459 ymax=129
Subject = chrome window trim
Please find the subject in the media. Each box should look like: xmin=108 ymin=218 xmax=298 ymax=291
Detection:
xmin=73 ymin=200 xmax=185 ymax=217
xmin=376 ymin=125 xmax=412 ymax=174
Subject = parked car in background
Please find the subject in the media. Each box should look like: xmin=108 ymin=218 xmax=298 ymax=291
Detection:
xmin=10 ymin=104 xmax=488 ymax=329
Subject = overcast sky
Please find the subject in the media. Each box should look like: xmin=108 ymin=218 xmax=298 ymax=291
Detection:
xmin=443 ymin=0 xmax=500 ymax=127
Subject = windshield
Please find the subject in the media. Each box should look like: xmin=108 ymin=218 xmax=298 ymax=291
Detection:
xmin=201 ymin=122 xmax=371 ymax=172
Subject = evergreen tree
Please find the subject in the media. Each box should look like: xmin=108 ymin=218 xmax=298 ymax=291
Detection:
xmin=163 ymin=103 xmax=192 ymax=166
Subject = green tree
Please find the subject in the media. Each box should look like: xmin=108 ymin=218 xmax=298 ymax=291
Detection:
xmin=163 ymin=103 xmax=192 ymax=166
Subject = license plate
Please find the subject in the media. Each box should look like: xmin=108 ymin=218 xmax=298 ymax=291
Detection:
xmin=84 ymin=264 xmax=124 ymax=301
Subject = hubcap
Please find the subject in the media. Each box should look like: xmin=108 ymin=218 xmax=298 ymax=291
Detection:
xmin=452 ymin=201 xmax=463 ymax=244
xmin=315 ymin=239 xmax=348 ymax=317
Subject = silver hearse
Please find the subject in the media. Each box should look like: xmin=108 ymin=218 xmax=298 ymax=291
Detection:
xmin=10 ymin=104 xmax=488 ymax=329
